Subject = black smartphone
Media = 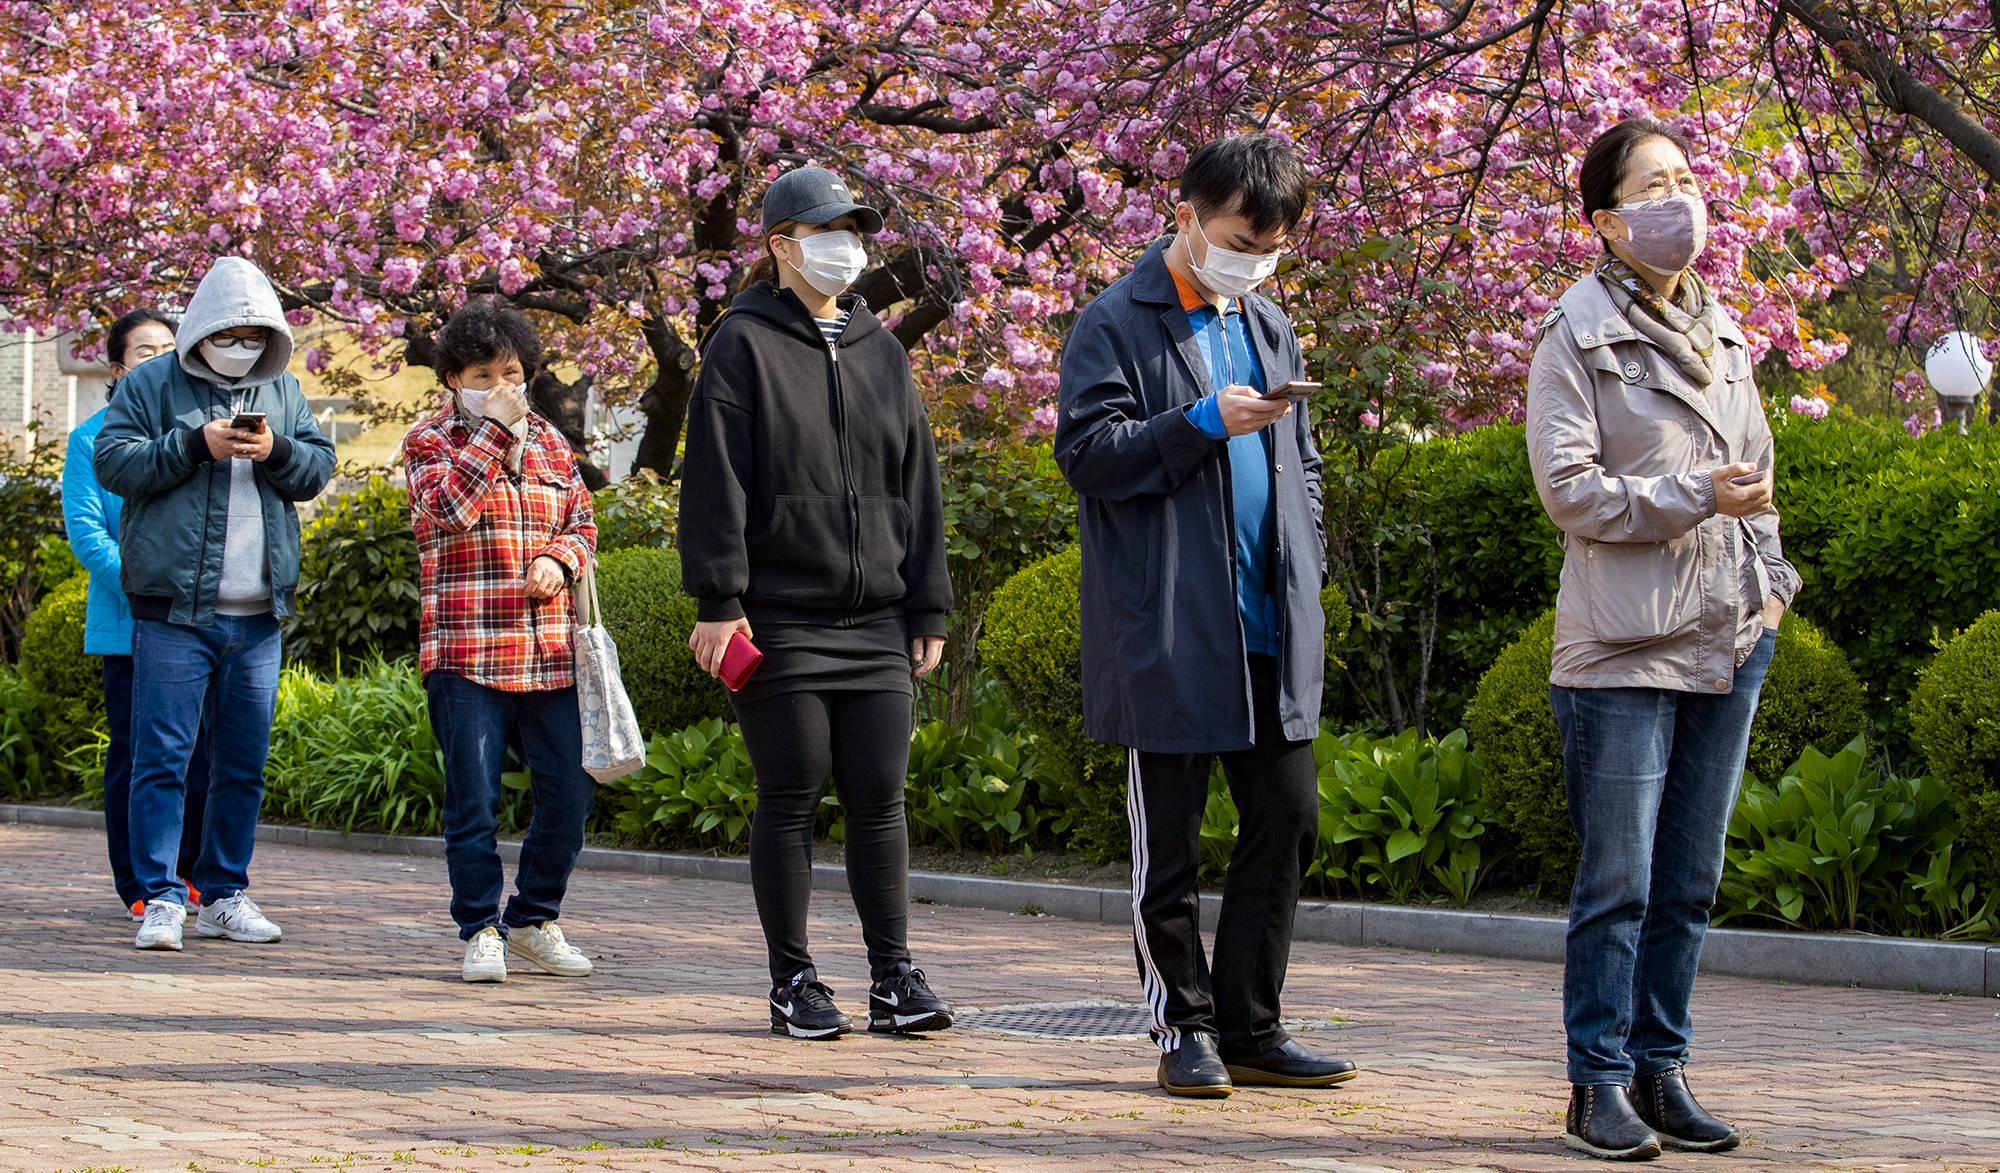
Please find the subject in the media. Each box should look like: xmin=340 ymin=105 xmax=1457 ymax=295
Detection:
xmin=1259 ymin=380 xmax=1322 ymax=402
xmin=229 ymin=411 xmax=267 ymax=432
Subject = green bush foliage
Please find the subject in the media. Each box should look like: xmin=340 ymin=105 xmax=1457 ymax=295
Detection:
xmin=1746 ymin=613 xmax=1866 ymax=784
xmin=1327 ymin=423 xmax=1564 ymax=731
xmin=263 ymin=658 xmax=531 ymax=837
xmin=1465 ymin=608 xmax=1569 ymax=893
xmin=1910 ymin=609 xmax=2000 ymax=893
xmin=1719 ymin=739 xmax=1997 ymax=940
xmin=596 ymin=718 xmax=760 ymax=847
xmin=0 ymin=665 xmax=60 ymax=799
xmin=595 ymin=546 xmax=732 ymax=737
xmin=286 ymin=477 xmax=421 ymax=671
xmin=591 ymin=469 xmax=679 ymax=552
xmin=1767 ymin=411 xmax=2000 ymax=752
xmin=1312 ymin=727 xmax=1499 ymax=904
xmin=19 ymin=574 xmax=102 ymax=757
xmin=906 ymin=717 xmax=1045 ymax=854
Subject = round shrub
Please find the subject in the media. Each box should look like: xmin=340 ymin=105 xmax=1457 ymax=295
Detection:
xmin=1911 ymin=609 xmax=2000 ymax=892
xmin=1746 ymin=613 xmax=1866 ymax=783
xmin=1471 ymin=607 xmax=1877 ymax=896
xmin=980 ymin=546 xmax=1357 ymax=863
xmin=1466 ymin=608 xmax=1570 ymax=894
xmin=286 ymin=477 xmax=421 ymax=671
xmin=596 ymin=546 xmax=731 ymax=736
xmin=19 ymin=573 xmax=103 ymax=756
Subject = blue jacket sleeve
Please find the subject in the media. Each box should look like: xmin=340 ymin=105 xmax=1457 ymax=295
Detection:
xmin=94 ymin=375 xmax=201 ymax=498
xmin=257 ymin=379 xmax=337 ymax=501
xmin=62 ymin=426 xmax=121 ymax=584
xmin=1054 ymin=304 xmax=1218 ymax=502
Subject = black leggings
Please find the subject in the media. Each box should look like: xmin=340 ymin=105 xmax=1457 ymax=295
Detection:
xmin=733 ymin=689 xmax=914 ymax=985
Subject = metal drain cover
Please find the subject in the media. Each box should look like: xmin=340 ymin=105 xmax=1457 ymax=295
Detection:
xmin=958 ymin=1001 xmax=1153 ymax=1040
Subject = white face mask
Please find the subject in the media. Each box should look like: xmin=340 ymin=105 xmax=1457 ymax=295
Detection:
xmin=199 ymin=335 xmax=265 ymax=379
xmin=1188 ymin=211 xmax=1283 ymax=299
xmin=455 ymin=378 xmax=517 ymax=420
xmin=782 ymin=230 xmax=868 ymax=296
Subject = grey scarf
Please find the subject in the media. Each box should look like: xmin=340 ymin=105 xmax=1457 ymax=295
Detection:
xmin=1595 ymin=256 xmax=1730 ymax=389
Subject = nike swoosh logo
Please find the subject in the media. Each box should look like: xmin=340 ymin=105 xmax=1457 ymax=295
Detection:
xmin=878 ymin=991 xmax=901 ymax=1007
xmin=890 ymin=1011 xmax=938 ymax=1026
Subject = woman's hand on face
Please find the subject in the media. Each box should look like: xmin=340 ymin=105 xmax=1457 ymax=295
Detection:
xmin=690 ymin=618 xmax=754 ymax=678
xmin=1710 ymin=462 xmax=1773 ymax=519
xmin=524 ymin=555 xmax=568 ymax=599
xmin=482 ymin=381 xmax=531 ymax=427
xmin=911 ymin=636 xmax=945 ymax=678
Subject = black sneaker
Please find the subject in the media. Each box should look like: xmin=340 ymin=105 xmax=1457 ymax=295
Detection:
xmin=867 ymin=968 xmax=954 ymax=1034
xmin=769 ymin=974 xmax=852 ymax=1040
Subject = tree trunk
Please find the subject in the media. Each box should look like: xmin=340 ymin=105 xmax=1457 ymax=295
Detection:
xmin=632 ymin=315 xmax=699 ymax=477
xmin=527 ymin=367 xmax=607 ymax=490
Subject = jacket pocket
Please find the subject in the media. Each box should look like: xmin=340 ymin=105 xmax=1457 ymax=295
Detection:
xmin=855 ymin=495 xmax=911 ymax=605
xmin=747 ymin=494 xmax=856 ymax=604
xmin=1579 ymin=534 xmax=1700 ymax=643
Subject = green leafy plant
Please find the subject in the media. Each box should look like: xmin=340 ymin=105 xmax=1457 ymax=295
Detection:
xmin=597 ymin=719 xmax=759 ymax=847
xmin=1746 ymin=613 xmax=1867 ymax=785
xmin=286 ymin=477 xmax=422 ymax=671
xmin=263 ymin=658 xmax=529 ymax=837
xmin=595 ymin=546 xmax=732 ymax=739
xmin=1197 ymin=765 xmax=1239 ymax=882
xmin=1311 ymin=727 xmax=1498 ymax=905
xmin=590 ymin=469 xmax=679 ymax=551
xmin=1718 ymin=738 xmax=1995 ymax=940
xmin=1909 ymin=608 xmax=2000 ymax=893
xmin=0 ymin=665 xmax=59 ymax=799
xmin=905 ymin=718 xmax=1043 ymax=854
xmin=19 ymin=573 xmax=103 ymax=758
xmin=0 ymin=423 xmax=65 ymax=663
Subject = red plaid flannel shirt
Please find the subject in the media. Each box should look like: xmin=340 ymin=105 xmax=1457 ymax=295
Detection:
xmin=404 ymin=407 xmax=597 ymax=692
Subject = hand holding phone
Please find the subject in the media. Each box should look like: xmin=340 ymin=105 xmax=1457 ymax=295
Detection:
xmin=1259 ymin=380 xmax=1322 ymax=402
xmin=720 ymin=631 xmax=764 ymax=692
xmin=1730 ymin=468 xmax=1767 ymax=486
xmin=229 ymin=411 xmax=267 ymax=433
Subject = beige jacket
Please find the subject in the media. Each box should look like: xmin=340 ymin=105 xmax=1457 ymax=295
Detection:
xmin=1526 ymin=274 xmax=1799 ymax=694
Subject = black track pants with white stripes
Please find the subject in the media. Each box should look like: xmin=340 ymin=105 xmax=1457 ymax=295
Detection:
xmin=1126 ymin=653 xmax=1319 ymax=1058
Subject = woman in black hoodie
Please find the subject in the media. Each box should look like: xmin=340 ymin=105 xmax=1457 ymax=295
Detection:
xmin=680 ymin=167 xmax=955 ymax=1041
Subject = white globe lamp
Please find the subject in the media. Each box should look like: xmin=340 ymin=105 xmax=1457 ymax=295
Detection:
xmin=1926 ymin=331 xmax=1992 ymax=432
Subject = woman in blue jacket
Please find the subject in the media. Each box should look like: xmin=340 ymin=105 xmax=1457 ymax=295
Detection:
xmin=63 ymin=309 xmax=211 ymax=919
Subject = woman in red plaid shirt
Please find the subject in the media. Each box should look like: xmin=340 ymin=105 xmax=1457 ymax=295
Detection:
xmin=403 ymin=298 xmax=599 ymax=985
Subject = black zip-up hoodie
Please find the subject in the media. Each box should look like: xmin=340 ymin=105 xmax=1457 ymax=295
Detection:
xmin=679 ymin=281 xmax=952 ymax=637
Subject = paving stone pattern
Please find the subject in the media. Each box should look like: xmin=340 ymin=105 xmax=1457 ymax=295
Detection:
xmin=1 ymin=823 xmax=1995 ymax=1173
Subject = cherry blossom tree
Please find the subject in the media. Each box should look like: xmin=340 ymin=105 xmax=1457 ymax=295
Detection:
xmin=2 ymin=0 xmax=1996 ymax=471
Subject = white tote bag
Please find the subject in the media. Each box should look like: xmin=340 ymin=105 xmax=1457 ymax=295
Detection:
xmin=571 ymin=559 xmax=645 ymax=782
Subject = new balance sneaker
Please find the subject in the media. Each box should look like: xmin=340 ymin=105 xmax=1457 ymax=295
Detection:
xmin=134 ymin=901 xmax=186 ymax=951
xmin=194 ymin=893 xmax=282 ymax=943
xmin=462 ymin=927 xmax=506 ymax=983
xmin=507 ymin=921 xmax=593 ymax=976
xmin=770 ymin=974 xmax=852 ymax=1040
xmin=867 ymin=968 xmax=954 ymax=1034
xmin=127 ymin=900 xmax=146 ymax=922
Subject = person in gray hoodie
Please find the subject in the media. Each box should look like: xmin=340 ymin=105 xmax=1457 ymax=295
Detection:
xmin=96 ymin=256 xmax=336 ymax=952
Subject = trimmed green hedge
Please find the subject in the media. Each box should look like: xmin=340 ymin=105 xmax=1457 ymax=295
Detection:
xmin=1911 ymin=609 xmax=2000 ymax=893
xmin=596 ymin=546 xmax=731 ymax=737
xmin=1469 ymin=607 xmax=1868 ymax=894
xmin=286 ymin=477 xmax=421 ymax=671
xmin=19 ymin=574 xmax=101 ymax=757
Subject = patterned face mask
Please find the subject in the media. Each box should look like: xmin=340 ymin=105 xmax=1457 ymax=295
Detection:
xmin=1612 ymin=191 xmax=1707 ymax=273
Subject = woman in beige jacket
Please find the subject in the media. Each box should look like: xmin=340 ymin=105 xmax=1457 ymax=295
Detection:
xmin=1526 ymin=118 xmax=1800 ymax=1162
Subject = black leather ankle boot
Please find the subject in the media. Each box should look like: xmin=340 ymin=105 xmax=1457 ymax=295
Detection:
xmin=1564 ymin=1083 xmax=1662 ymax=1160
xmin=1631 ymin=1066 xmax=1741 ymax=1152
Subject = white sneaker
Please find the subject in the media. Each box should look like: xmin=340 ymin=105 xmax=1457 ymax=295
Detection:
xmin=507 ymin=920 xmax=593 ymax=976
xmin=134 ymin=901 xmax=186 ymax=950
xmin=195 ymin=893 xmax=283 ymax=943
xmin=462 ymin=927 xmax=507 ymax=983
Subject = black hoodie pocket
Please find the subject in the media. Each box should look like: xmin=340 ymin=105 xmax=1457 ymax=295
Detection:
xmin=747 ymin=494 xmax=857 ymax=604
xmin=855 ymin=495 xmax=911 ymax=606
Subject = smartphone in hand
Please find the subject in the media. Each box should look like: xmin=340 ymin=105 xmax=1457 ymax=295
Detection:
xmin=1731 ymin=468 xmax=1767 ymax=486
xmin=1259 ymin=380 xmax=1322 ymax=402
xmin=229 ymin=411 xmax=267 ymax=432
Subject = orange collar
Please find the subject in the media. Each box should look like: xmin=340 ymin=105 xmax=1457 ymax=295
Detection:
xmin=1168 ymin=265 xmax=1235 ymax=316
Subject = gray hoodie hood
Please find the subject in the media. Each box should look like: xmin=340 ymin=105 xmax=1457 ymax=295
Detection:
xmin=176 ymin=256 xmax=295 ymax=388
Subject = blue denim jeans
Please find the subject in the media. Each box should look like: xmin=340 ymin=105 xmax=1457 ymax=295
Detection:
xmin=424 ymin=671 xmax=595 ymax=940
xmin=1552 ymin=628 xmax=1776 ymax=1085
xmin=127 ymin=615 xmax=282 ymax=906
xmin=102 ymin=654 xmax=212 ymax=907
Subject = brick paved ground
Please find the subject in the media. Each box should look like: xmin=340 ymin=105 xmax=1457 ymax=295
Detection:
xmin=0 ymin=823 xmax=1995 ymax=1173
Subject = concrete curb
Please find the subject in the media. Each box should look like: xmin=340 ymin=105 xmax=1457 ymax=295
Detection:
xmin=9 ymin=802 xmax=1994 ymax=996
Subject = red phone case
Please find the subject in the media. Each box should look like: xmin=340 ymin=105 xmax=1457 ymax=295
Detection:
xmin=720 ymin=631 xmax=764 ymax=692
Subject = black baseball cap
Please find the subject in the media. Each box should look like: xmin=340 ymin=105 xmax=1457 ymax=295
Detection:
xmin=759 ymin=167 xmax=884 ymax=234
